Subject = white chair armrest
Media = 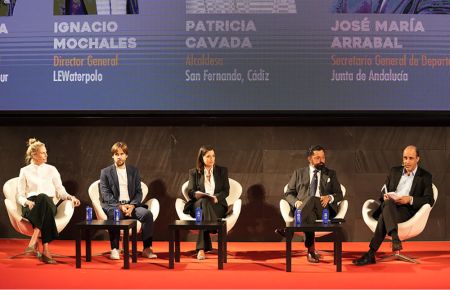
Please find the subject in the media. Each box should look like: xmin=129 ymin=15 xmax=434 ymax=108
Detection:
xmin=175 ymin=198 xmax=195 ymax=220
xmin=144 ymin=198 xmax=160 ymax=221
xmin=91 ymin=200 xmax=107 ymax=220
xmin=279 ymin=199 xmax=294 ymax=223
xmin=398 ymin=203 xmax=432 ymax=240
xmin=55 ymin=200 xmax=74 ymax=233
xmin=4 ymin=199 xmax=22 ymax=224
xmin=362 ymin=199 xmax=380 ymax=233
xmin=334 ymin=200 xmax=348 ymax=219
xmin=224 ymin=199 xmax=241 ymax=233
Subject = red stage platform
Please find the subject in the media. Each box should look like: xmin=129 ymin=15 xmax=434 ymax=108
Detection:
xmin=0 ymin=239 xmax=449 ymax=289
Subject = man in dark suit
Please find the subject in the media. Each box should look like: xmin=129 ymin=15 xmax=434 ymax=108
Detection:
xmin=353 ymin=145 xmax=434 ymax=266
xmin=0 ymin=0 xmax=16 ymax=16
xmin=99 ymin=141 xmax=156 ymax=260
xmin=277 ymin=145 xmax=343 ymax=263
xmin=54 ymin=0 xmax=139 ymax=15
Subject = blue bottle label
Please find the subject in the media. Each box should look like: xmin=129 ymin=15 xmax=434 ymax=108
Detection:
xmin=86 ymin=206 xmax=92 ymax=221
xmin=114 ymin=208 xmax=120 ymax=222
xmin=322 ymin=208 xmax=329 ymax=224
xmin=195 ymin=207 xmax=202 ymax=222
xmin=295 ymin=209 xmax=302 ymax=225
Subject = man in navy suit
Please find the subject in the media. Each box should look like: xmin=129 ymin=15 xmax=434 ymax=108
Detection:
xmin=353 ymin=145 xmax=434 ymax=266
xmin=99 ymin=141 xmax=156 ymax=260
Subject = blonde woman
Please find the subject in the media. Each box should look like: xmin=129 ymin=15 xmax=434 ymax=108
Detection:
xmin=17 ymin=138 xmax=80 ymax=264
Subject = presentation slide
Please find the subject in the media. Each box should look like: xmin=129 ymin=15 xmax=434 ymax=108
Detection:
xmin=0 ymin=0 xmax=449 ymax=111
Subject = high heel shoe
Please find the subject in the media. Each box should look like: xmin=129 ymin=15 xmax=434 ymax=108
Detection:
xmin=40 ymin=254 xmax=57 ymax=264
xmin=197 ymin=250 xmax=206 ymax=260
xmin=24 ymin=243 xmax=38 ymax=255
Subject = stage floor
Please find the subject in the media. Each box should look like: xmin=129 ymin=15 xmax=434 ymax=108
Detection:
xmin=0 ymin=239 xmax=449 ymax=289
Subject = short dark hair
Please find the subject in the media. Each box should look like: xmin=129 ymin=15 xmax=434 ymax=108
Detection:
xmin=196 ymin=145 xmax=215 ymax=173
xmin=306 ymin=145 xmax=325 ymax=157
xmin=111 ymin=141 xmax=128 ymax=155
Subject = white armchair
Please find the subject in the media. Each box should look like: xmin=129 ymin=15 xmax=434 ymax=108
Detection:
xmin=280 ymin=184 xmax=348 ymax=238
xmin=3 ymin=177 xmax=75 ymax=257
xmin=175 ymin=178 xmax=242 ymax=233
xmin=88 ymin=180 xmax=160 ymax=234
xmin=362 ymin=184 xmax=438 ymax=263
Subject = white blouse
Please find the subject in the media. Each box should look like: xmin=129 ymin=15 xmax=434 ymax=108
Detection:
xmin=17 ymin=163 xmax=71 ymax=207
xmin=204 ymin=167 xmax=215 ymax=195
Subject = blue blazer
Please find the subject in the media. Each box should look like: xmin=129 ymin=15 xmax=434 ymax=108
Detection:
xmin=99 ymin=164 xmax=143 ymax=211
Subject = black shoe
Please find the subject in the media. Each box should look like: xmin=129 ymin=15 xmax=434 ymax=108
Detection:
xmin=307 ymin=251 xmax=320 ymax=263
xmin=275 ymin=228 xmax=286 ymax=238
xmin=392 ymin=239 xmax=403 ymax=251
xmin=313 ymin=250 xmax=322 ymax=259
xmin=352 ymin=251 xmax=376 ymax=266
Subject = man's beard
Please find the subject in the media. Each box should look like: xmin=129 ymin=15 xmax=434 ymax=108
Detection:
xmin=314 ymin=162 xmax=325 ymax=171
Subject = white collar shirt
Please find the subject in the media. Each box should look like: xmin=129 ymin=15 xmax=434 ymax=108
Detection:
xmin=17 ymin=162 xmax=70 ymax=207
xmin=309 ymin=165 xmax=321 ymax=197
xmin=204 ymin=167 xmax=215 ymax=195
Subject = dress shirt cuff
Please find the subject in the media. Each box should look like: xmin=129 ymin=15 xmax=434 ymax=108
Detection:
xmin=329 ymin=195 xmax=334 ymax=203
xmin=18 ymin=195 xmax=27 ymax=207
xmin=409 ymin=196 xmax=413 ymax=205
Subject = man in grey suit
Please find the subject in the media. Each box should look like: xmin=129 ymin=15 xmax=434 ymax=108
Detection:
xmin=277 ymin=145 xmax=343 ymax=263
xmin=100 ymin=141 xmax=156 ymax=260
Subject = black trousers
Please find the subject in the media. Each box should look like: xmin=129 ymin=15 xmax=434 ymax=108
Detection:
xmin=291 ymin=196 xmax=333 ymax=249
xmin=190 ymin=198 xmax=227 ymax=251
xmin=22 ymin=194 xmax=58 ymax=244
xmin=369 ymin=199 xmax=413 ymax=251
xmin=104 ymin=206 xmax=154 ymax=250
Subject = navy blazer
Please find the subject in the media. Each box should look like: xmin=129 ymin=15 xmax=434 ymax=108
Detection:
xmin=99 ymin=164 xmax=143 ymax=211
xmin=183 ymin=165 xmax=229 ymax=214
xmin=284 ymin=166 xmax=343 ymax=215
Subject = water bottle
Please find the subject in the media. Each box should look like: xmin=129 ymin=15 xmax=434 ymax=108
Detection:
xmin=294 ymin=208 xmax=302 ymax=225
xmin=322 ymin=208 xmax=329 ymax=224
xmin=114 ymin=208 xmax=120 ymax=222
xmin=86 ymin=206 xmax=93 ymax=222
xmin=195 ymin=207 xmax=202 ymax=223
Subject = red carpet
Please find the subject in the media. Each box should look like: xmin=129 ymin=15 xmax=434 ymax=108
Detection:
xmin=0 ymin=239 xmax=449 ymax=289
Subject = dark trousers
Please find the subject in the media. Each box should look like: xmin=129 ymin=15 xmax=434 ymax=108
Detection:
xmin=291 ymin=196 xmax=332 ymax=249
xmin=190 ymin=198 xmax=227 ymax=251
xmin=369 ymin=199 xmax=413 ymax=251
xmin=22 ymin=194 xmax=58 ymax=244
xmin=105 ymin=206 xmax=153 ymax=250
